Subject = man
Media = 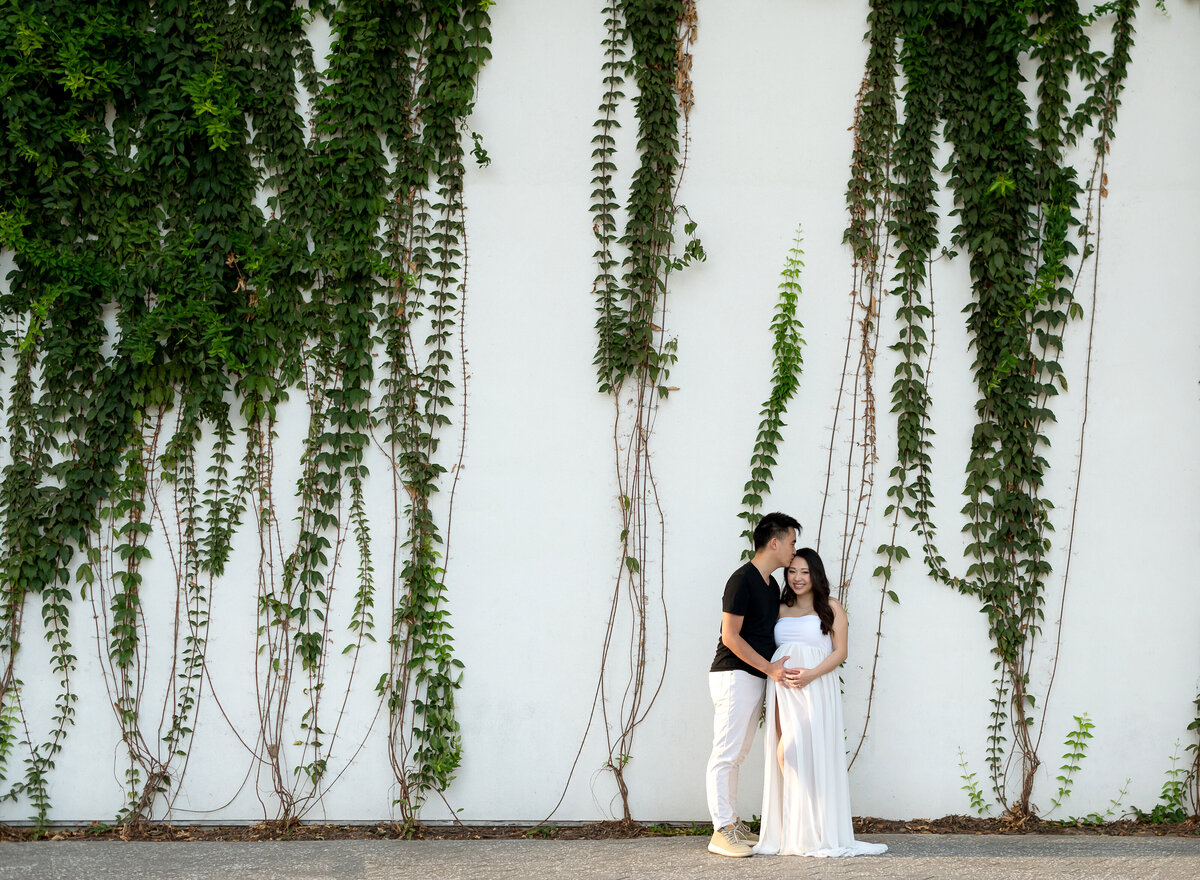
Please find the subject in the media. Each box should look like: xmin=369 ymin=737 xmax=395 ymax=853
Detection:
xmin=706 ymin=511 xmax=802 ymax=858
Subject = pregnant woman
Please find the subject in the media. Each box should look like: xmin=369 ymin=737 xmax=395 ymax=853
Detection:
xmin=754 ymin=548 xmax=887 ymax=857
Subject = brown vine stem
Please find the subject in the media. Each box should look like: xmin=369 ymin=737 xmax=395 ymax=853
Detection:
xmin=592 ymin=0 xmax=696 ymax=824
xmin=849 ymin=506 xmax=899 ymax=769
xmin=541 ymin=0 xmax=695 ymax=827
xmin=532 ymin=474 xmax=623 ymax=825
xmin=536 ymin=0 xmax=627 ymax=829
xmin=848 ymin=254 xmax=935 ymax=771
xmin=819 ymin=74 xmax=870 ymax=562
xmin=839 ymin=284 xmax=882 ymax=597
xmin=186 ymin=409 xmax=272 ymax=806
xmin=820 ymin=281 xmax=860 ymax=558
xmin=0 ymin=591 xmax=25 ymax=723
xmin=381 ymin=187 xmax=420 ymax=816
xmin=612 ymin=0 xmax=693 ymax=769
xmin=821 ymin=70 xmax=891 ymax=606
xmin=438 ymin=199 xmax=471 ymax=601
xmin=391 ymin=177 xmax=475 ymax=831
xmin=251 ymin=395 xmax=299 ymax=820
xmin=151 ymin=406 xmax=212 ymax=818
xmin=89 ymin=406 xmax=169 ymax=823
xmin=284 ymin=350 xmax=342 ymax=819
xmin=155 ymin=409 xmax=187 ymax=734
xmin=914 ymin=255 xmax=948 ymax=584
xmin=1033 ymin=138 xmax=1107 ymax=756
xmin=177 ymin=411 xmax=269 ymax=819
xmin=833 ymin=67 xmax=895 ymax=766
xmin=0 ymin=342 xmax=40 ymax=725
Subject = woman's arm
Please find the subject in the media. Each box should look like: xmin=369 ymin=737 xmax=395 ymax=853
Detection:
xmin=792 ymin=600 xmax=848 ymax=688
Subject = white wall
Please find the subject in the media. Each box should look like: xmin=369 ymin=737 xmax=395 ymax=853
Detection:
xmin=3 ymin=0 xmax=1199 ymax=824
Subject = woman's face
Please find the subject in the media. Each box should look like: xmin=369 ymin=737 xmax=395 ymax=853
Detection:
xmin=787 ymin=557 xmax=812 ymax=596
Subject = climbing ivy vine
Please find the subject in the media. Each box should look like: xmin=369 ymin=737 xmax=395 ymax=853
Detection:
xmin=0 ymin=0 xmax=489 ymax=829
xmin=739 ymin=228 xmax=806 ymax=557
xmin=583 ymin=0 xmax=702 ymax=822
xmin=846 ymin=0 xmax=1139 ymax=817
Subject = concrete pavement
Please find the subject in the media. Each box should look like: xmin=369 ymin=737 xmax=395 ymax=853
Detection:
xmin=1 ymin=833 xmax=1198 ymax=879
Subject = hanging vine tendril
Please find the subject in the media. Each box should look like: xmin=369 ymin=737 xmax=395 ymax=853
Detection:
xmin=738 ymin=228 xmax=806 ymax=555
xmin=575 ymin=0 xmax=703 ymax=823
xmin=0 ymin=0 xmax=490 ymax=829
xmin=843 ymin=0 xmax=1139 ymax=817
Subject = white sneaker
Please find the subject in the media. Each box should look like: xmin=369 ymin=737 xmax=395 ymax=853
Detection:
xmin=734 ymin=820 xmax=759 ymax=845
xmin=708 ymin=824 xmax=754 ymax=857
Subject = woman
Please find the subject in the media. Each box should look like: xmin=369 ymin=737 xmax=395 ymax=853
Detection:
xmin=753 ymin=548 xmax=887 ymax=857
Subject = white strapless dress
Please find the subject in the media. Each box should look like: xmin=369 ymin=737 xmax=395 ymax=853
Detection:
xmin=753 ymin=615 xmax=887 ymax=857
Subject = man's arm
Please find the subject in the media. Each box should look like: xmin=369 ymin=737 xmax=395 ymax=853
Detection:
xmin=720 ymin=612 xmax=794 ymax=686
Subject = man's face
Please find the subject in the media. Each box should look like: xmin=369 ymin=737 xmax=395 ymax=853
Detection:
xmin=774 ymin=527 xmax=797 ymax=568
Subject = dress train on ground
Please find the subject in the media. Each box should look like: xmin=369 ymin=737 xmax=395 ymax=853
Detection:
xmin=754 ymin=615 xmax=887 ymax=857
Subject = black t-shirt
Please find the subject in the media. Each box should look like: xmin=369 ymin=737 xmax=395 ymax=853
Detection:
xmin=709 ymin=561 xmax=780 ymax=679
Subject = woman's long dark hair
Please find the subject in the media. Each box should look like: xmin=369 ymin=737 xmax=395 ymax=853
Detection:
xmin=781 ymin=547 xmax=834 ymax=634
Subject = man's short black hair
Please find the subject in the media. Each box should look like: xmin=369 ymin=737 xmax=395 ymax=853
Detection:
xmin=752 ymin=512 xmax=801 ymax=550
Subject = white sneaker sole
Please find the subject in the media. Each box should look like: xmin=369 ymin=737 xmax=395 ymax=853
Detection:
xmin=708 ymin=842 xmax=754 ymax=858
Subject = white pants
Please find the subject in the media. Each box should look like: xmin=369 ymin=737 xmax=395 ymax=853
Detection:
xmin=706 ymin=669 xmax=766 ymax=829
